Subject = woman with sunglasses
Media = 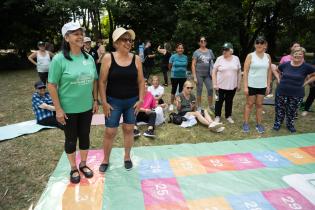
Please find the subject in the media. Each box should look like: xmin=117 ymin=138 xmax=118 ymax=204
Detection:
xmin=99 ymin=28 xmax=145 ymax=172
xmin=48 ymin=22 xmax=99 ymax=184
xmin=243 ymin=36 xmax=272 ymax=134
xmin=175 ymin=81 xmax=224 ymax=132
xmin=272 ymin=47 xmax=315 ymax=132
xmin=191 ymin=36 xmax=215 ymax=112
xmin=168 ymin=43 xmax=188 ymax=111
xmin=212 ymin=42 xmax=241 ymax=124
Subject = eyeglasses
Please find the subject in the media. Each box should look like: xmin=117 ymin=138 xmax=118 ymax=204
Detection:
xmin=38 ymin=87 xmax=46 ymax=89
xmin=255 ymin=41 xmax=265 ymax=45
xmin=186 ymin=87 xmax=194 ymax=90
xmin=120 ymin=37 xmax=133 ymax=43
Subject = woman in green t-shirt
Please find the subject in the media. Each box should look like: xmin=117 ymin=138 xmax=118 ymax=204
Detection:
xmin=48 ymin=22 xmax=99 ymax=184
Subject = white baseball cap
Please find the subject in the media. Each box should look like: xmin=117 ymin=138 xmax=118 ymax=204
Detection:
xmin=112 ymin=27 xmax=135 ymax=43
xmin=83 ymin=37 xmax=91 ymax=42
xmin=61 ymin=22 xmax=84 ymax=37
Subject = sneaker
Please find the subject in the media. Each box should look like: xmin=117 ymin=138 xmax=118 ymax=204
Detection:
xmin=99 ymin=163 xmax=109 ymax=173
xmin=209 ymin=121 xmax=223 ymax=132
xmin=272 ymin=124 xmax=281 ymax=131
xmin=134 ymin=129 xmax=141 ymax=137
xmin=287 ymin=125 xmax=296 ymax=133
xmin=143 ymin=129 xmax=155 ymax=138
xmin=215 ymin=127 xmax=225 ymax=133
xmin=214 ymin=116 xmax=220 ymax=123
xmin=301 ymin=111 xmax=308 ymax=117
xmin=226 ymin=117 xmax=234 ymax=124
xmin=124 ymin=160 xmax=133 ymax=170
xmin=242 ymin=123 xmax=250 ymax=133
xmin=265 ymin=94 xmax=273 ymax=99
xmin=256 ymin=124 xmax=265 ymax=134
xmin=169 ymin=104 xmax=174 ymax=111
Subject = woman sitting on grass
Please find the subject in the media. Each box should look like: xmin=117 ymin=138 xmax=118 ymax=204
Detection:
xmin=148 ymin=75 xmax=167 ymax=109
xmin=175 ymin=80 xmax=225 ymax=132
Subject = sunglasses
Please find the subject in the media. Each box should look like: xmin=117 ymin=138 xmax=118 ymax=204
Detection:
xmin=186 ymin=87 xmax=194 ymax=90
xmin=120 ymin=37 xmax=133 ymax=43
xmin=38 ymin=87 xmax=46 ymax=89
xmin=255 ymin=41 xmax=265 ymax=45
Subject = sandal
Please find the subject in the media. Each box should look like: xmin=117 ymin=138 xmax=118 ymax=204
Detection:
xmin=70 ymin=169 xmax=80 ymax=184
xmin=99 ymin=163 xmax=109 ymax=173
xmin=79 ymin=165 xmax=94 ymax=178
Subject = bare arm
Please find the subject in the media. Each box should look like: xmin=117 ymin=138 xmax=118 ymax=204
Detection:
xmin=28 ymin=51 xmax=37 ymax=65
xmin=48 ymin=51 xmax=55 ymax=58
xmin=175 ymin=96 xmax=181 ymax=111
xmin=212 ymin=66 xmax=218 ymax=90
xmin=304 ymin=73 xmax=315 ymax=86
xmin=47 ymin=83 xmax=67 ymax=125
xmin=99 ymin=53 xmax=112 ymax=117
xmin=266 ymin=54 xmax=272 ymax=94
xmin=39 ymin=103 xmax=55 ymax=111
xmin=191 ymin=57 xmax=197 ymax=83
xmin=243 ymin=54 xmax=251 ymax=95
xmin=135 ymin=55 xmax=145 ymax=102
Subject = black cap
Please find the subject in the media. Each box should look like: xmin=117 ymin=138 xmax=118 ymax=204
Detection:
xmin=37 ymin=41 xmax=45 ymax=46
xmin=255 ymin=36 xmax=266 ymax=42
xmin=34 ymin=81 xmax=46 ymax=89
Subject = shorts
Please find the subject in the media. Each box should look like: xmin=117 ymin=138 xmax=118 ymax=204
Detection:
xmin=105 ymin=96 xmax=138 ymax=128
xmin=248 ymin=87 xmax=266 ymax=96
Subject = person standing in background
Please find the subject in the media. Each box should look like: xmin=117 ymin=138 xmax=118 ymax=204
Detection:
xmin=143 ymin=40 xmax=155 ymax=79
xmin=243 ymin=36 xmax=272 ymax=134
xmin=212 ymin=42 xmax=241 ymax=124
xmin=157 ymin=42 xmax=172 ymax=86
xmin=191 ymin=36 xmax=215 ymax=112
xmin=168 ymin=43 xmax=188 ymax=111
xmin=28 ymin=41 xmax=54 ymax=84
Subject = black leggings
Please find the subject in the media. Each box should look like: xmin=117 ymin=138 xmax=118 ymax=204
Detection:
xmin=38 ymin=115 xmax=64 ymax=130
xmin=304 ymin=86 xmax=315 ymax=111
xmin=38 ymin=72 xmax=48 ymax=84
xmin=136 ymin=112 xmax=156 ymax=128
xmin=161 ymin=66 xmax=169 ymax=85
xmin=64 ymin=110 xmax=93 ymax=154
xmin=215 ymin=88 xmax=236 ymax=118
xmin=171 ymin=78 xmax=186 ymax=95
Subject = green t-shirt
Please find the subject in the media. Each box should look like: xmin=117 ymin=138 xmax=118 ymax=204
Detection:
xmin=48 ymin=52 xmax=97 ymax=113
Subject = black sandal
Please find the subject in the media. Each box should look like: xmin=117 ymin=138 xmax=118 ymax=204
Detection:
xmin=79 ymin=165 xmax=94 ymax=178
xmin=70 ymin=169 xmax=80 ymax=184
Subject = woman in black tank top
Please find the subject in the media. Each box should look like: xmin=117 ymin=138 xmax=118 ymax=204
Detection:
xmin=98 ymin=28 xmax=145 ymax=172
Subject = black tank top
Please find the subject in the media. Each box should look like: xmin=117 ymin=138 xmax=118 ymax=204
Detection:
xmin=106 ymin=53 xmax=139 ymax=99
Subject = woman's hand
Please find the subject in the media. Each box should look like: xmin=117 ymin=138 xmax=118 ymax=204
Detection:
xmin=244 ymin=87 xmax=249 ymax=96
xmin=56 ymin=108 xmax=68 ymax=125
xmin=92 ymin=101 xmax=99 ymax=114
xmin=102 ymin=102 xmax=113 ymax=118
xmin=193 ymin=76 xmax=197 ymax=84
xmin=213 ymin=84 xmax=219 ymax=91
xmin=133 ymin=100 xmax=143 ymax=115
xmin=265 ymin=86 xmax=270 ymax=96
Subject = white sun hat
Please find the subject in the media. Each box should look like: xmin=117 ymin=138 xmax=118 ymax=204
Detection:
xmin=112 ymin=27 xmax=136 ymax=42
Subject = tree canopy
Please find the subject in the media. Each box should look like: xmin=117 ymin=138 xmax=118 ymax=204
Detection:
xmin=0 ymin=0 xmax=314 ymax=63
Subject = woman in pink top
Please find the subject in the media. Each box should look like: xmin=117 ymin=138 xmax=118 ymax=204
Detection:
xmin=134 ymin=81 xmax=157 ymax=138
xmin=279 ymin=42 xmax=300 ymax=64
xmin=212 ymin=42 xmax=241 ymax=124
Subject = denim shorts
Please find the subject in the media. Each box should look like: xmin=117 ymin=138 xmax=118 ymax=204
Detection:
xmin=105 ymin=96 xmax=138 ymax=128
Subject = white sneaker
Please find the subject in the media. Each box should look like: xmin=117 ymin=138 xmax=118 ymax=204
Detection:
xmin=169 ymin=104 xmax=174 ymax=112
xmin=301 ymin=111 xmax=308 ymax=117
xmin=216 ymin=127 xmax=225 ymax=133
xmin=265 ymin=94 xmax=273 ymax=99
xmin=226 ymin=117 xmax=234 ymax=124
xmin=209 ymin=121 xmax=223 ymax=132
xmin=214 ymin=116 xmax=220 ymax=123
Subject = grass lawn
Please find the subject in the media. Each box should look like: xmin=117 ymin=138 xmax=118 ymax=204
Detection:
xmin=0 ymin=68 xmax=314 ymax=210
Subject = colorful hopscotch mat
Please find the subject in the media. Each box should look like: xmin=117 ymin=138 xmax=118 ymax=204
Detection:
xmin=35 ymin=133 xmax=315 ymax=210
